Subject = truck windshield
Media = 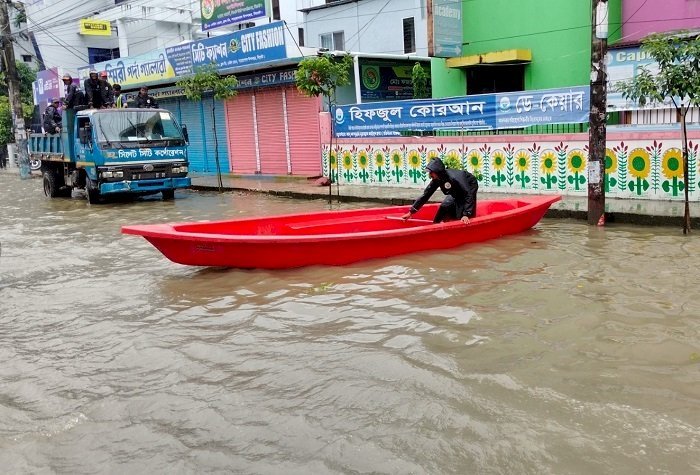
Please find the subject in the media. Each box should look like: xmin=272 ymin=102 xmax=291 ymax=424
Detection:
xmin=93 ymin=110 xmax=185 ymax=148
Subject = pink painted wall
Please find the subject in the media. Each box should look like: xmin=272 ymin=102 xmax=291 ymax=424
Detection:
xmin=623 ymin=0 xmax=700 ymax=43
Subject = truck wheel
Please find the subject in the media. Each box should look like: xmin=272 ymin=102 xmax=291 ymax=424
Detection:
xmin=43 ymin=171 xmax=59 ymax=197
xmin=87 ymin=188 xmax=101 ymax=204
xmin=162 ymin=189 xmax=175 ymax=200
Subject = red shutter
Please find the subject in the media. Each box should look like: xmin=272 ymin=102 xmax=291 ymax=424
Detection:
xmin=254 ymin=88 xmax=288 ymax=175
xmin=285 ymin=86 xmax=323 ymax=176
xmin=225 ymin=92 xmax=257 ymax=174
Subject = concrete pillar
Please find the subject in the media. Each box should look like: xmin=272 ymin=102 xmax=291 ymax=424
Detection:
xmin=117 ymin=19 xmax=129 ymax=58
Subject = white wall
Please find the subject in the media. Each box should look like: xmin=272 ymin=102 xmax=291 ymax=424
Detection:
xmin=303 ymin=0 xmax=428 ymax=55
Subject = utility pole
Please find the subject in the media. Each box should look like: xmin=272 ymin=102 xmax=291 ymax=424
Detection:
xmin=588 ymin=0 xmax=608 ymax=225
xmin=0 ymin=0 xmax=31 ymax=179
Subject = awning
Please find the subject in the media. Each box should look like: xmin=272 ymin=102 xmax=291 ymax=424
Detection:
xmin=446 ymin=49 xmax=532 ymax=68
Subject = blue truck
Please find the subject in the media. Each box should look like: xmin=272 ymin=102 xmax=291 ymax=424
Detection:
xmin=29 ymin=108 xmax=191 ymax=203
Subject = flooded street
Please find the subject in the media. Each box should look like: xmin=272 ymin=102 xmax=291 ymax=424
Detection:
xmin=1 ymin=172 xmax=699 ymax=474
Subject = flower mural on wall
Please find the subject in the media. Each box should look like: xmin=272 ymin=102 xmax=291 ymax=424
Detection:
xmin=374 ymin=149 xmax=387 ymax=182
xmin=540 ymin=151 xmax=558 ymax=190
xmin=604 ymin=148 xmax=617 ymax=192
xmin=646 ymin=140 xmax=663 ymax=192
xmin=515 ymin=151 xmax=530 ymax=188
xmin=661 ymin=148 xmax=684 ymax=196
xmin=468 ymin=150 xmax=482 ymax=180
xmin=528 ymin=143 xmax=541 ymax=190
xmin=613 ymin=142 xmax=629 ymax=193
xmin=390 ymin=149 xmax=403 ymax=183
xmin=342 ymin=150 xmax=354 ymax=182
xmin=491 ymin=150 xmax=506 ymax=187
xmin=407 ymin=149 xmax=422 ymax=183
xmin=628 ymin=147 xmax=651 ymax=195
xmin=567 ymin=149 xmax=586 ymax=191
xmin=357 ymin=148 xmax=370 ymax=183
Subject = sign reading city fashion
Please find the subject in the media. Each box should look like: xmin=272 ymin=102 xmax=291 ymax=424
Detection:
xmin=495 ymin=86 xmax=589 ymax=129
xmin=334 ymin=95 xmax=498 ymax=138
xmin=79 ymin=19 xmax=111 ymax=36
xmin=333 ymin=86 xmax=590 ymax=138
xmin=165 ymin=21 xmax=286 ymax=76
xmin=200 ymin=0 xmax=266 ymax=31
xmin=432 ymin=0 xmax=462 ymax=57
xmin=359 ymin=61 xmax=431 ymax=101
xmin=78 ymin=49 xmax=176 ymax=87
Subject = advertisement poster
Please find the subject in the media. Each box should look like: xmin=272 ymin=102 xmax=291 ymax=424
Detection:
xmin=359 ymin=61 xmax=431 ymax=101
xmin=606 ymin=46 xmax=672 ymax=111
xmin=79 ymin=50 xmax=176 ymax=88
xmin=201 ymin=0 xmax=266 ymax=31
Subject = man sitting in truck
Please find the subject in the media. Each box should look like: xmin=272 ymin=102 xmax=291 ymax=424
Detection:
xmin=134 ymin=86 xmax=158 ymax=108
xmin=43 ymin=98 xmax=62 ymax=134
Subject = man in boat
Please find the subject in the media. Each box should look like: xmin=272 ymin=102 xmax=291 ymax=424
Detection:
xmin=401 ymin=158 xmax=478 ymax=224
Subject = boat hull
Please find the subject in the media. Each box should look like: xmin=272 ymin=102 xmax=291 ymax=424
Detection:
xmin=122 ymin=195 xmax=560 ymax=269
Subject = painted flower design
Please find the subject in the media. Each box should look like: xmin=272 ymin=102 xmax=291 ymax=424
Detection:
xmin=468 ymin=150 xmax=481 ymax=170
xmin=357 ymin=150 xmax=369 ymax=169
xmin=446 ymin=149 xmax=460 ymax=163
xmin=390 ymin=150 xmax=402 ymax=167
xmin=491 ymin=151 xmax=506 ymax=171
xmin=342 ymin=151 xmax=353 ymax=170
xmin=605 ymin=148 xmax=617 ymax=173
xmin=567 ymin=149 xmax=586 ymax=173
xmin=661 ymin=148 xmax=683 ymax=179
xmin=329 ymin=150 xmax=337 ymax=166
xmin=628 ymin=148 xmax=651 ymax=179
xmin=375 ymin=151 xmax=385 ymax=167
xmin=427 ymin=149 xmax=439 ymax=161
xmin=515 ymin=151 xmax=530 ymax=173
xmin=407 ymin=150 xmax=421 ymax=169
xmin=540 ymin=151 xmax=556 ymax=174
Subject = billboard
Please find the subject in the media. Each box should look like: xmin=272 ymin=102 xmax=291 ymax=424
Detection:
xmin=201 ymin=0 xmax=267 ymax=31
xmin=432 ymin=0 xmax=462 ymax=57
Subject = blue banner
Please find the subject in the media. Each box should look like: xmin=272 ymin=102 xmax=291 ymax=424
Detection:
xmin=334 ymin=95 xmax=497 ymax=138
xmin=334 ymin=86 xmax=590 ymax=138
xmin=165 ymin=21 xmax=287 ymax=76
xmin=495 ymin=86 xmax=589 ymax=129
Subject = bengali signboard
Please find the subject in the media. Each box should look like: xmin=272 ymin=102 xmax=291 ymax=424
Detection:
xmin=165 ymin=21 xmax=286 ymax=76
xmin=359 ymin=61 xmax=431 ymax=101
xmin=334 ymin=86 xmax=591 ymax=138
xmin=79 ymin=49 xmax=176 ymax=88
xmin=495 ymin=86 xmax=589 ymax=129
xmin=432 ymin=0 xmax=462 ymax=57
xmin=334 ymin=95 xmax=497 ymax=138
xmin=201 ymin=0 xmax=266 ymax=31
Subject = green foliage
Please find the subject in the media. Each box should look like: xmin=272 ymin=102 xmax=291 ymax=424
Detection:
xmin=616 ymin=33 xmax=700 ymax=109
xmin=0 ymin=62 xmax=37 ymax=145
xmin=443 ymin=155 xmax=462 ymax=170
xmin=412 ymin=62 xmax=430 ymax=99
xmin=176 ymin=63 xmax=238 ymax=101
xmin=295 ymin=54 xmax=353 ymax=100
xmin=0 ymin=62 xmax=37 ymax=104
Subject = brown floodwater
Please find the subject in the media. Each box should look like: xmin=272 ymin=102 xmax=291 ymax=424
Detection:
xmin=1 ymin=172 xmax=699 ymax=474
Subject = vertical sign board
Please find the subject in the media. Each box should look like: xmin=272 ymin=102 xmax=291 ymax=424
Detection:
xmin=432 ymin=0 xmax=462 ymax=57
xmin=201 ymin=0 xmax=267 ymax=31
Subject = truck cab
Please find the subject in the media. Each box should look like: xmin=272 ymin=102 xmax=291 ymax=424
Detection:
xmin=30 ymin=108 xmax=191 ymax=203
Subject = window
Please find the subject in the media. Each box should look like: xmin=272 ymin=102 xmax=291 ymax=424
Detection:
xmin=272 ymin=0 xmax=280 ymax=20
xmin=466 ymin=65 xmax=525 ymax=95
xmin=88 ymin=47 xmax=119 ymax=64
xmin=21 ymin=55 xmax=33 ymax=63
xmin=320 ymin=31 xmax=344 ymax=50
xmin=403 ymin=17 xmax=415 ymax=54
xmin=298 ymin=27 xmax=305 ymax=47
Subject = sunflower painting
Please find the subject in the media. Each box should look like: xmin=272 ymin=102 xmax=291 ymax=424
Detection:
xmin=374 ymin=150 xmax=387 ymax=182
xmin=515 ymin=151 xmax=530 ymax=189
xmin=407 ymin=149 xmax=422 ymax=183
xmin=491 ymin=151 xmax=506 ymax=187
xmin=357 ymin=150 xmax=370 ymax=183
xmin=628 ymin=148 xmax=651 ymax=195
xmin=540 ymin=151 xmax=558 ymax=190
xmin=390 ymin=149 xmax=404 ymax=183
xmin=661 ymin=148 xmax=684 ymax=196
xmin=342 ymin=150 xmax=354 ymax=183
xmin=567 ymin=149 xmax=586 ymax=191
xmin=604 ymin=148 xmax=617 ymax=192
xmin=468 ymin=150 xmax=481 ymax=175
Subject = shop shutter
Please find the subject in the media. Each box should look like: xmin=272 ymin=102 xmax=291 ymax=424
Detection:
xmin=225 ymin=91 xmax=257 ymax=174
xmin=284 ymin=86 xmax=322 ymax=176
xmin=202 ymin=94 xmax=230 ymax=174
xmin=158 ymin=98 xmax=180 ymax=119
xmin=254 ymin=88 xmax=288 ymax=175
xmin=178 ymin=99 xmax=209 ymax=173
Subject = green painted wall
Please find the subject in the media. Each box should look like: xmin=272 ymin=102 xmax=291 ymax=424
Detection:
xmin=432 ymin=0 xmax=621 ymax=96
xmin=430 ymin=58 xmax=466 ymax=98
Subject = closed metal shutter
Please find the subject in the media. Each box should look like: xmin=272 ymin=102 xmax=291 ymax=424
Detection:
xmin=178 ymin=99 xmax=208 ymax=173
xmin=225 ymin=91 xmax=258 ymax=174
xmin=284 ymin=86 xmax=322 ymax=176
xmin=203 ymin=93 xmax=230 ymax=175
xmin=254 ymin=88 xmax=288 ymax=175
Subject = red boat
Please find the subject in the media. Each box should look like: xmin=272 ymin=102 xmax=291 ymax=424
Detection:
xmin=121 ymin=195 xmax=561 ymax=269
